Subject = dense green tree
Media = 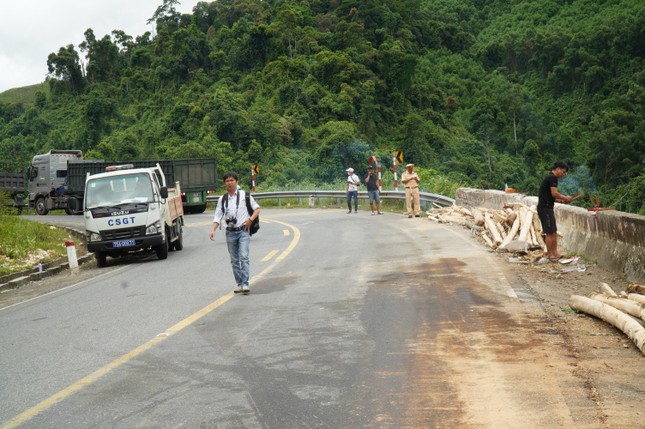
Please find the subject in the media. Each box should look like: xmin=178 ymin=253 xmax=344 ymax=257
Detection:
xmin=588 ymin=90 xmax=645 ymax=188
xmin=0 ymin=0 xmax=643 ymax=213
xmin=81 ymin=84 xmax=117 ymax=148
xmin=80 ymin=29 xmax=122 ymax=83
xmin=46 ymin=45 xmax=85 ymax=95
xmin=148 ymin=0 xmax=181 ymax=27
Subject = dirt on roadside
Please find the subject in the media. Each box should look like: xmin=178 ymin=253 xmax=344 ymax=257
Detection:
xmin=491 ymin=250 xmax=643 ymax=429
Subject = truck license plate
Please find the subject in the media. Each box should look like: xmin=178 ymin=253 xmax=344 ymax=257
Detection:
xmin=113 ymin=239 xmax=135 ymax=248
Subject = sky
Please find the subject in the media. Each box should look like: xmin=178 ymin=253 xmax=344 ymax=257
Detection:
xmin=0 ymin=0 xmax=202 ymax=93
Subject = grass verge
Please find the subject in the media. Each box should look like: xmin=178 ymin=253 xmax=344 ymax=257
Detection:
xmin=0 ymin=215 xmax=71 ymax=276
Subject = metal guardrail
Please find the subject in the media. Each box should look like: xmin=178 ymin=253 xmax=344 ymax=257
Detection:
xmin=206 ymin=190 xmax=455 ymax=209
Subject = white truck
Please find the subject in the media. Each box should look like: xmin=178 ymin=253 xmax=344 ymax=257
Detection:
xmin=83 ymin=163 xmax=184 ymax=267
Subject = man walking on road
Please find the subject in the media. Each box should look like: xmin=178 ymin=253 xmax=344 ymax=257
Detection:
xmin=210 ymin=172 xmax=260 ymax=294
xmin=346 ymin=167 xmax=360 ymax=213
xmin=364 ymin=165 xmax=382 ymax=215
xmin=401 ymin=163 xmax=421 ymax=218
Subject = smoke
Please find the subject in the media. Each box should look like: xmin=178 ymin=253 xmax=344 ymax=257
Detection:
xmin=559 ymin=164 xmax=596 ymax=197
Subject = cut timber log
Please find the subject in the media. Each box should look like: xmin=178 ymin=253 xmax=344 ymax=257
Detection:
xmin=528 ymin=225 xmax=538 ymax=247
xmin=492 ymin=211 xmax=507 ymax=225
xmin=472 ymin=208 xmax=484 ymax=226
xmin=627 ymin=284 xmax=645 ymax=295
xmin=484 ymin=213 xmax=503 ymax=246
xmin=590 ymin=294 xmax=645 ymax=323
xmin=499 ymin=214 xmax=521 ymax=249
xmin=454 ymin=207 xmax=473 ymax=217
xmin=628 ymin=294 xmax=645 ymax=305
xmin=600 ymin=282 xmax=618 ymax=296
xmin=436 ymin=214 xmax=472 ymax=226
xmin=506 ymin=211 xmax=518 ymax=226
xmin=495 ymin=221 xmax=507 ymax=240
xmin=569 ymin=295 xmax=645 ymax=355
xmin=426 ymin=202 xmax=563 ymax=255
xmin=481 ymin=231 xmax=494 ymax=248
xmin=531 ymin=209 xmax=546 ymax=250
xmin=504 ymin=202 xmax=530 ymax=210
xmin=518 ymin=208 xmax=534 ymax=242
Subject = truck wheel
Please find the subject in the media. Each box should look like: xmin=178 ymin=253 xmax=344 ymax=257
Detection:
xmin=35 ymin=197 xmax=49 ymax=215
xmin=65 ymin=197 xmax=81 ymax=215
xmin=173 ymin=225 xmax=184 ymax=251
xmin=156 ymin=234 xmax=169 ymax=260
xmin=95 ymin=252 xmax=107 ymax=268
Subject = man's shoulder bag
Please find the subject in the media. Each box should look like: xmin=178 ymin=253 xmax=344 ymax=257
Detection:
xmin=245 ymin=193 xmax=260 ymax=235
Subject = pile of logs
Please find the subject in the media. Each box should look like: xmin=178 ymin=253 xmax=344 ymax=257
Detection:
xmin=569 ymin=283 xmax=645 ymax=355
xmin=427 ymin=203 xmax=546 ymax=252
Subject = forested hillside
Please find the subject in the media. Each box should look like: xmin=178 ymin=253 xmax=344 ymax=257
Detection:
xmin=0 ymin=0 xmax=643 ymax=213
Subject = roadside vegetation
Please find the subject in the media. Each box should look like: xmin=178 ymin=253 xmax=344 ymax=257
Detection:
xmin=0 ymin=83 xmax=49 ymax=106
xmin=0 ymin=0 xmax=643 ymax=214
xmin=0 ymin=209 xmax=70 ymax=277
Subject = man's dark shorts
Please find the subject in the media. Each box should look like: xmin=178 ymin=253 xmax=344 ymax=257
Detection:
xmin=537 ymin=206 xmax=557 ymax=234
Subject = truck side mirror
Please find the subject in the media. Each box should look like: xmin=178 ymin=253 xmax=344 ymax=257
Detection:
xmin=160 ymin=186 xmax=168 ymax=199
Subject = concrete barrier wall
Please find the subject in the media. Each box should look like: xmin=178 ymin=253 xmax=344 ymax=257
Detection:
xmin=455 ymin=188 xmax=645 ymax=283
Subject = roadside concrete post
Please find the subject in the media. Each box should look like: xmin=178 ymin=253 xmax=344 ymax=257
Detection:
xmin=392 ymin=152 xmax=399 ymax=191
xmin=309 ymin=195 xmax=315 ymax=207
xmin=65 ymin=240 xmax=79 ymax=274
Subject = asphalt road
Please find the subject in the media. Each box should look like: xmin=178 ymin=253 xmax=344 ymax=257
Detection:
xmin=0 ymin=209 xmax=601 ymax=428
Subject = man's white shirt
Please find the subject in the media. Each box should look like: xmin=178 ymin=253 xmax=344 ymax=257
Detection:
xmin=347 ymin=174 xmax=360 ymax=191
xmin=213 ymin=189 xmax=259 ymax=228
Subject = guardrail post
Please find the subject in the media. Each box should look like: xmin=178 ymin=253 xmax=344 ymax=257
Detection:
xmin=309 ymin=195 xmax=315 ymax=207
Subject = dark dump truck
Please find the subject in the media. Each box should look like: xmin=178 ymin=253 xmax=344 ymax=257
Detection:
xmin=65 ymin=158 xmax=217 ymax=214
xmin=22 ymin=150 xmax=217 ymax=215
xmin=0 ymin=172 xmax=28 ymax=212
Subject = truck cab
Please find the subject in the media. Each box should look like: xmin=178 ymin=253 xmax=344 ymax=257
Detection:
xmin=84 ymin=164 xmax=184 ymax=267
xmin=27 ymin=150 xmax=83 ymax=215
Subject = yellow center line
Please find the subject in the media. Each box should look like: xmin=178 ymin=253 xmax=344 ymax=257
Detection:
xmin=273 ymin=219 xmax=301 ymax=261
xmin=0 ymin=217 xmax=300 ymax=429
xmin=261 ymin=249 xmax=280 ymax=262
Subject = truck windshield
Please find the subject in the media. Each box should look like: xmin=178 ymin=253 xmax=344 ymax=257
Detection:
xmin=86 ymin=173 xmax=153 ymax=209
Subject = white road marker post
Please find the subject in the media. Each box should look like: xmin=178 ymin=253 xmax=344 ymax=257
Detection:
xmin=65 ymin=240 xmax=79 ymax=274
xmin=392 ymin=152 xmax=398 ymax=191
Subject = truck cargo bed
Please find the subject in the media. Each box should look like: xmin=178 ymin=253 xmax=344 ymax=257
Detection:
xmin=0 ymin=172 xmax=25 ymax=191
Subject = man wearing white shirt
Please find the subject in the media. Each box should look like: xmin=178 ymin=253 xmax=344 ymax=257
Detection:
xmin=209 ymin=172 xmax=260 ymax=294
xmin=345 ymin=167 xmax=360 ymax=213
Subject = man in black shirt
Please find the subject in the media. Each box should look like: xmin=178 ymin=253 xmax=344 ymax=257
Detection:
xmin=364 ymin=166 xmax=382 ymax=215
xmin=537 ymin=161 xmax=573 ymax=261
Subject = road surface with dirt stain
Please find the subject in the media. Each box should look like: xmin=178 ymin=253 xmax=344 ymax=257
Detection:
xmin=1 ymin=210 xmax=642 ymax=428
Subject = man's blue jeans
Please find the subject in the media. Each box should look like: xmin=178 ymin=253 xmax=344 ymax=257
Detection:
xmin=226 ymin=230 xmax=250 ymax=286
xmin=347 ymin=191 xmax=358 ymax=211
